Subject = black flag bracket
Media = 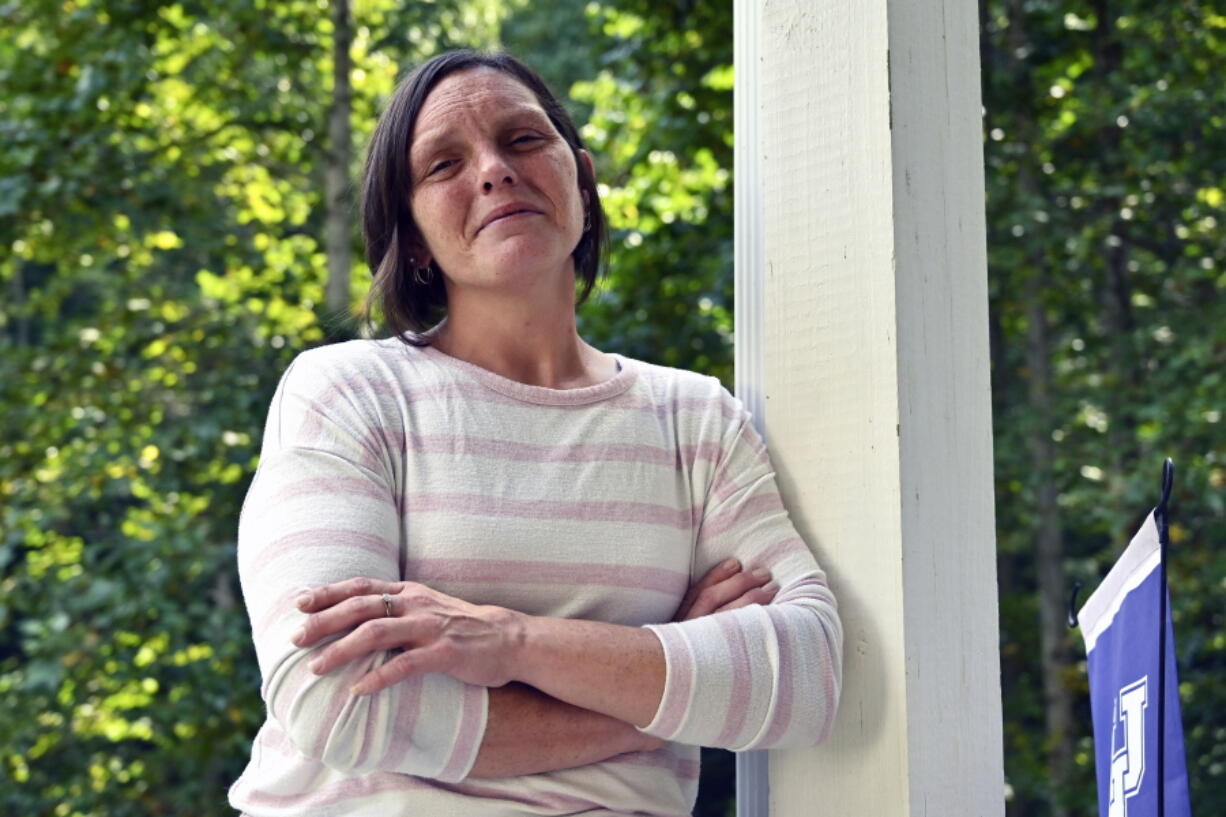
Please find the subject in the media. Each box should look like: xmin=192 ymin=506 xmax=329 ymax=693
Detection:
xmin=1155 ymin=456 xmax=1175 ymax=540
xmin=1066 ymin=581 xmax=1083 ymax=629
xmin=1156 ymin=457 xmax=1174 ymax=817
xmin=1066 ymin=457 xmax=1175 ymax=630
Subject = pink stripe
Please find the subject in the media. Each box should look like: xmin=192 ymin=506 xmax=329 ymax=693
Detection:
xmin=698 ymin=491 xmax=786 ymax=538
xmin=359 ymin=428 xmax=724 ymax=469
xmin=383 ymin=675 xmax=425 ymax=769
xmin=267 ymin=474 xmax=394 ymax=507
xmin=409 ymin=492 xmax=694 ymax=529
xmin=405 ymin=558 xmax=688 ymax=595
xmin=311 ymin=664 xmax=363 ymax=759
xmin=758 ymin=605 xmax=796 ymax=746
xmin=436 ymin=683 xmax=486 ymax=782
xmin=247 ymin=528 xmax=397 ymax=578
xmin=295 ymin=402 xmax=327 ymax=446
xmin=253 ymin=586 xmax=306 ymax=640
xmin=292 ymin=395 xmax=386 ymax=466
xmin=265 ymin=660 xmax=309 ymax=718
xmin=642 ymin=390 xmax=739 ymax=422
xmin=742 ymin=423 xmax=768 ymax=458
xmin=650 ymin=625 xmax=694 ymax=737
xmin=302 ymin=365 xmax=739 ymax=422
xmin=714 ymin=613 xmax=753 ymax=745
xmin=681 ymin=441 xmax=725 ymax=469
xmin=603 ymin=386 xmax=737 ymax=422
xmin=708 ymin=453 xmax=774 ymax=504
xmin=817 ymin=621 xmax=840 ymax=744
xmin=257 ymin=722 xmax=300 ymax=756
xmin=266 ymin=661 xmax=365 ymax=763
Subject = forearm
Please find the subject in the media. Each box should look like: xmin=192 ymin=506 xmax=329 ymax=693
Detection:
xmin=468 ymin=682 xmax=657 ymax=778
xmin=505 ymin=615 xmax=666 ymax=728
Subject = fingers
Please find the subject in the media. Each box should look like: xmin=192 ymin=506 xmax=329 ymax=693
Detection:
xmin=675 ymin=558 xmax=742 ymax=621
xmin=350 ymin=643 xmax=455 ymax=697
xmin=305 ymin=615 xmax=417 ymax=676
xmin=293 ymin=593 xmax=391 ymax=649
xmin=681 ymin=566 xmax=776 ymax=621
xmin=713 ymin=581 xmax=780 ymax=614
xmin=295 ymin=576 xmax=402 ymax=613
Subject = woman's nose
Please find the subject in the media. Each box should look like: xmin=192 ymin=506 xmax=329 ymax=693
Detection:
xmin=478 ymin=148 xmax=516 ymax=191
xmin=482 ymin=175 xmax=514 ymax=191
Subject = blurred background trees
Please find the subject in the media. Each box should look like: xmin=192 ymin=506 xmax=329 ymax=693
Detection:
xmin=0 ymin=1 xmax=1220 ymax=815
xmin=982 ymin=2 xmax=1225 ymax=813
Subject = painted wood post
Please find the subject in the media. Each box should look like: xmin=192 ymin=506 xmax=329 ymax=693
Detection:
xmin=734 ymin=1 xmax=1005 ymax=814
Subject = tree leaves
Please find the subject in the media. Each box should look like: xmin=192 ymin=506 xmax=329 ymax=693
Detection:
xmin=984 ymin=1 xmax=1225 ymax=813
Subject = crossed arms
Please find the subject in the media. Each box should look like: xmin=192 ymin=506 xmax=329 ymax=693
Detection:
xmin=287 ymin=560 xmax=779 ymax=778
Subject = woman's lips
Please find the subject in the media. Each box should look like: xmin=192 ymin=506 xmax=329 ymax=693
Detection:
xmin=485 ymin=211 xmax=538 ymax=228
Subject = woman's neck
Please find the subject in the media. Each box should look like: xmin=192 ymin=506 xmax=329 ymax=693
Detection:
xmin=425 ymin=315 xmax=614 ymax=390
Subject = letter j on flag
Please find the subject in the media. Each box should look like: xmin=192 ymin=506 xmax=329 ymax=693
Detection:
xmin=1078 ymin=510 xmax=1193 ymax=817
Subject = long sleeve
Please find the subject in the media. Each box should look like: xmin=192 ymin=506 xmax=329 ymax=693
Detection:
xmin=637 ymin=388 xmax=843 ymax=750
xmin=236 ymin=348 xmax=488 ymax=783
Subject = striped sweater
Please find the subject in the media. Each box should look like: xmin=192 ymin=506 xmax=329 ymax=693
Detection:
xmin=228 ymin=335 xmax=842 ymax=817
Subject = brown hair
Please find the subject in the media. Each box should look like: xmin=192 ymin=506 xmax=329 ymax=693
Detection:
xmin=358 ymin=49 xmax=609 ymax=346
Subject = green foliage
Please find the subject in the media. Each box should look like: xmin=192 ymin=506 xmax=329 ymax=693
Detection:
xmin=983 ymin=2 xmax=1225 ymax=813
xmin=564 ymin=1 xmax=735 ymax=388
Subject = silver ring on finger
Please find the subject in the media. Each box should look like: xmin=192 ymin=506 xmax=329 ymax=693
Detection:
xmin=381 ymin=593 xmax=394 ymax=618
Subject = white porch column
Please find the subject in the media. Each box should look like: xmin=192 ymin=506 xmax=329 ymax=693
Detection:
xmin=733 ymin=1 xmax=1005 ymax=814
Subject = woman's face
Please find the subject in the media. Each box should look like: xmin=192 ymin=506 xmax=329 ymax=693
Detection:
xmin=407 ymin=67 xmax=593 ymax=294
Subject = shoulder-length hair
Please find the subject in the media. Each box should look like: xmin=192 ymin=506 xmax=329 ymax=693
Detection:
xmin=358 ymin=49 xmax=609 ymax=346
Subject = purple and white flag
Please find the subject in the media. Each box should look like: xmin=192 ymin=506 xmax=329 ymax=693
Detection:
xmin=1078 ymin=510 xmax=1193 ymax=817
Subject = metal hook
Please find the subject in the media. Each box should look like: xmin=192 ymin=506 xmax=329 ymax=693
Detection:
xmin=1157 ymin=457 xmax=1174 ymax=515
xmin=1069 ymin=457 xmax=1176 ymax=631
xmin=1067 ymin=581 xmax=1083 ymax=629
xmin=1155 ymin=457 xmax=1175 ymax=546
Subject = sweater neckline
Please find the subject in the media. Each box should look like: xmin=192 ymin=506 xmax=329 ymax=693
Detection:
xmin=414 ymin=339 xmax=638 ymax=407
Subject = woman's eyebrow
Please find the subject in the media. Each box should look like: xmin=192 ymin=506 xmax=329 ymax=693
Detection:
xmin=412 ymin=106 xmax=550 ymax=160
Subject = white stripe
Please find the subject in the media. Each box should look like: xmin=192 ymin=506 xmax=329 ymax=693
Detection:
xmin=1078 ymin=510 xmax=1162 ymax=652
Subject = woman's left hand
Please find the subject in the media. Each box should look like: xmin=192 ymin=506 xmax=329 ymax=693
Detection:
xmin=291 ymin=577 xmax=523 ymax=696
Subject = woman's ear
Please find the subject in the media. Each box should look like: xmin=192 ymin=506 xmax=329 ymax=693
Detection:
xmin=408 ymin=243 xmax=434 ymax=271
xmin=578 ymin=148 xmax=595 ymax=181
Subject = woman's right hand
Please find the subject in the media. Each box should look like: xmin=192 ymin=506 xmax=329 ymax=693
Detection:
xmin=672 ymin=559 xmax=779 ymax=622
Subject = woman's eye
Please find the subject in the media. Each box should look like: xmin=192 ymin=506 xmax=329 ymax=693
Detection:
xmin=512 ymin=135 xmax=540 ymax=145
xmin=427 ymin=160 xmax=455 ymax=176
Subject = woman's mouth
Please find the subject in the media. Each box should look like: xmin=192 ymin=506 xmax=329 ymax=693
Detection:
xmin=486 ymin=211 xmax=537 ymax=228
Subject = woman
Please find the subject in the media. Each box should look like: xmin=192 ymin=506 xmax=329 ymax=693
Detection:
xmin=228 ymin=50 xmax=842 ymax=816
